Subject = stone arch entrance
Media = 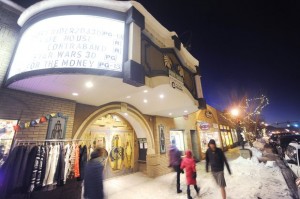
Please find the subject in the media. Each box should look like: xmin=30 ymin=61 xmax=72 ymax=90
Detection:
xmin=73 ymin=103 xmax=155 ymax=177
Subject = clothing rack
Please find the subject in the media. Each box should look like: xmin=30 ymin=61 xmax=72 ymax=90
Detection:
xmin=13 ymin=139 xmax=92 ymax=148
xmin=15 ymin=139 xmax=91 ymax=142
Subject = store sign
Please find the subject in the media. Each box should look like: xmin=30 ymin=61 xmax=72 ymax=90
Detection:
xmin=169 ymin=70 xmax=184 ymax=92
xmin=8 ymin=15 xmax=125 ymax=79
xmin=205 ymin=110 xmax=213 ymax=118
xmin=199 ymin=122 xmax=210 ymax=130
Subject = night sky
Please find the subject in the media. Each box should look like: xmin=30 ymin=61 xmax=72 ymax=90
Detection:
xmin=11 ymin=0 xmax=300 ymax=125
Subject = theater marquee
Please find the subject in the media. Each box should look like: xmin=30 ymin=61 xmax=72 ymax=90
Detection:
xmin=8 ymin=15 xmax=125 ymax=79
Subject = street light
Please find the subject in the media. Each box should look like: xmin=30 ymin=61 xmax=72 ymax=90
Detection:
xmin=228 ymin=108 xmax=245 ymax=149
xmin=231 ymin=108 xmax=239 ymax=117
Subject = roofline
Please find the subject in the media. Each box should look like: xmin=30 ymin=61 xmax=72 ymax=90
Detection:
xmin=0 ymin=0 xmax=25 ymax=13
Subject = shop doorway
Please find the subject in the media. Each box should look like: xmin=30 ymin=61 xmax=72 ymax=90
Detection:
xmin=81 ymin=113 xmax=138 ymax=179
xmin=190 ymin=130 xmax=200 ymax=162
xmin=170 ymin=130 xmax=185 ymax=152
xmin=73 ymin=103 xmax=155 ymax=178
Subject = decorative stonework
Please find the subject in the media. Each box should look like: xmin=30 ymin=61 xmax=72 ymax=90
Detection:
xmin=163 ymin=54 xmax=172 ymax=69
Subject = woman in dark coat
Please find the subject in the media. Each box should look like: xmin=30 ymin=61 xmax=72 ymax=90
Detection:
xmin=83 ymin=148 xmax=104 ymax=199
xmin=181 ymin=150 xmax=200 ymax=199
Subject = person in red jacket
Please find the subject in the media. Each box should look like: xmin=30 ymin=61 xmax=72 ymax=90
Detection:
xmin=180 ymin=150 xmax=200 ymax=199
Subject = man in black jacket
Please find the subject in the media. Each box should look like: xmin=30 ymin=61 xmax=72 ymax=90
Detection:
xmin=206 ymin=139 xmax=231 ymax=199
xmin=83 ymin=147 xmax=104 ymax=199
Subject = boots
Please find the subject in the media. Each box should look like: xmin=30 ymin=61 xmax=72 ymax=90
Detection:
xmin=187 ymin=188 xmax=192 ymax=199
xmin=177 ymin=184 xmax=182 ymax=193
xmin=195 ymin=186 xmax=200 ymax=196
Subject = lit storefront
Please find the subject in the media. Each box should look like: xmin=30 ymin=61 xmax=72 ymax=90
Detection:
xmin=82 ymin=113 xmax=137 ymax=178
xmin=0 ymin=0 xmax=205 ymax=188
xmin=196 ymin=105 xmax=222 ymax=158
xmin=231 ymin=128 xmax=239 ymax=145
xmin=217 ymin=110 xmax=238 ymax=150
xmin=219 ymin=125 xmax=234 ymax=150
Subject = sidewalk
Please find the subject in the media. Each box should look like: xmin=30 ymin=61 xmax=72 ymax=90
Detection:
xmin=104 ymin=147 xmax=292 ymax=199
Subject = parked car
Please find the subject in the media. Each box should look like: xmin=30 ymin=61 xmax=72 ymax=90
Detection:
xmin=269 ymin=132 xmax=293 ymax=147
xmin=285 ymin=142 xmax=300 ymax=177
xmin=277 ymin=135 xmax=300 ymax=159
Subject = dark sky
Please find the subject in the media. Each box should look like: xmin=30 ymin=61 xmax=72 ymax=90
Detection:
xmin=12 ymin=0 xmax=300 ymax=124
xmin=137 ymin=0 xmax=300 ymax=125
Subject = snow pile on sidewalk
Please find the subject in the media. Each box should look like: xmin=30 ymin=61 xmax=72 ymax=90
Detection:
xmin=224 ymin=148 xmax=292 ymax=199
xmin=253 ymin=140 xmax=265 ymax=150
xmin=105 ymin=146 xmax=292 ymax=199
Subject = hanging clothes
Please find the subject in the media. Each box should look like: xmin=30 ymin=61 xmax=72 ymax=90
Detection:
xmin=40 ymin=144 xmax=49 ymax=188
xmin=16 ymin=145 xmax=33 ymax=190
xmin=43 ymin=145 xmax=54 ymax=186
xmin=10 ymin=145 xmax=26 ymax=192
xmin=0 ymin=145 xmax=24 ymax=199
xmin=68 ymin=142 xmax=76 ymax=179
xmin=54 ymin=144 xmax=65 ymax=186
xmin=88 ymin=145 xmax=94 ymax=160
xmin=63 ymin=143 xmax=71 ymax=183
xmin=47 ymin=144 xmax=60 ymax=186
xmin=74 ymin=145 xmax=80 ymax=178
xmin=78 ymin=145 xmax=87 ymax=181
xmin=23 ymin=146 xmax=39 ymax=192
xmin=35 ymin=145 xmax=45 ymax=189
xmin=29 ymin=145 xmax=42 ymax=192
xmin=0 ymin=139 xmax=91 ymax=198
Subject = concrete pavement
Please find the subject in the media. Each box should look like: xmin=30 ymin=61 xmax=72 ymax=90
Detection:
xmin=103 ymin=148 xmax=241 ymax=199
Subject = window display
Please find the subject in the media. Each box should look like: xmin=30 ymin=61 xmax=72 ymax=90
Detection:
xmin=226 ymin=126 xmax=233 ymax=145
xmin=170 ymin=131 xmax=185 ymax=152
xmin=221 ymin=132 xmax=227 ymax=148
xmin=198 ymin=122 xmax=221 ymax=153
xmin=231 ymin=129 xmax=238 ymax=143
xmin=0 ymin=119 xmax=18 ymax=166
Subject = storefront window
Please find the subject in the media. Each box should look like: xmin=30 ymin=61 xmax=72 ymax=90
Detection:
xmin=226 ymin=126 xmax=233 ymax=145
xmin=224 ymin=131 xmax=230 ymax=146
xmin=0 ymin=119 xmax=17 ymax=166
xmin=221 ymin=132 xmax=227 ymax=148
xmin=170 ymin=131 xmax=185 ymax=152
xmin=198 ymin=122 xmax=221 ymax=153
xmin=231 ymin=129 xmax=238 ymax=143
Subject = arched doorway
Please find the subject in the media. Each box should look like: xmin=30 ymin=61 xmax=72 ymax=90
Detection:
xmin=73 ymin=103 xmax=155 ymax=178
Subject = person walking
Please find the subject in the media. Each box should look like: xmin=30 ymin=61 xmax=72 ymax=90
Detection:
xmin=168 ymin=140 xmax=183 ymax=193
xmin=206 ymin=139 xmax=231 ymax=199
xmin=83 ymin=147 xmax=104 ymax=199
xmin=180 ymin=150 xmax=200 ymax=199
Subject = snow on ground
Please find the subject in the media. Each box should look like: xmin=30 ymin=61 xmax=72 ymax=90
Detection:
xmin=105 ymin=148 xmax=292 ymax=199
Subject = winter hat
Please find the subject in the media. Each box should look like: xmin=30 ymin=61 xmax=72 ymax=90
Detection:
xmin=208 ymin=139 xmax=216 ymax=146
xmin=91 ymin=147 xmax=103 ymax=159
xmin=185 ymin=150 xmax=192 ymax=158
xmin=90 ymin=151 xmax=100 ymax=159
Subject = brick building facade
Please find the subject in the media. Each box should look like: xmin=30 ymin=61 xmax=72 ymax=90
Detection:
xmin=0 ymin=0 xmax=239 ymax=181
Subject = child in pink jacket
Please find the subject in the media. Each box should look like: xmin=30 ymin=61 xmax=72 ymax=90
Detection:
xmin=180 ymin=150 xmax=200 ymax=199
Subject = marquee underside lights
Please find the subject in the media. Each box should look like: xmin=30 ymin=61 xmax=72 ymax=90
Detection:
xmin=7 ymin=15 xmax=125 ymax=80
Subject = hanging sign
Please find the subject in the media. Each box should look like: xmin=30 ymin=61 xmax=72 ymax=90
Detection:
xmin=8 ymin=15 xmax=125 ymax=79
xmin=169 ymin=70 xmax=184 ymax=92
xmin=205 ymin=110 xmax=213 ymax=118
